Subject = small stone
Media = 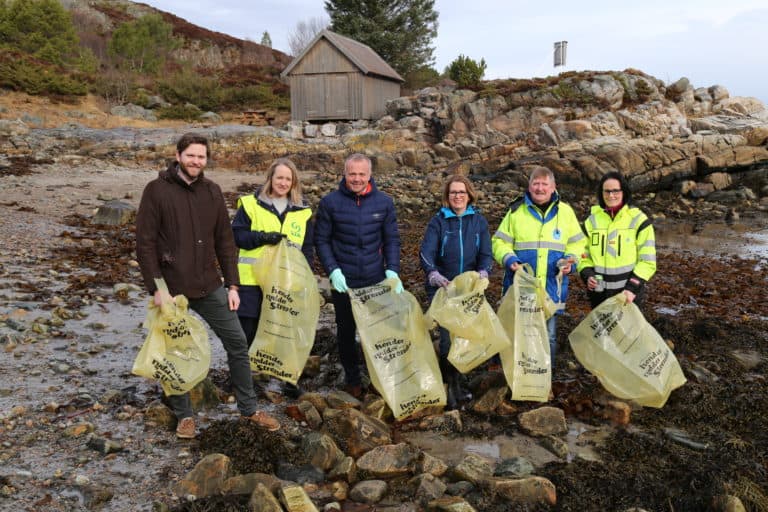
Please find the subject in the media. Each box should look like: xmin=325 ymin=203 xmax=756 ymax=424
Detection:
xmin=540 ymin=435 xmax=569 ymax=459
xmin=64 ymin=423 xmax=94 ymax=438
xmin=349 ymin=479 xmax=388 ymax=504
xmin=87 ymin=436 xmax=124 ymax=455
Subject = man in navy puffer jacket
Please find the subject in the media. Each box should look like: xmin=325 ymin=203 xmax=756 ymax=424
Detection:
xmin=315 ymin=154 xmax=401 ymax=397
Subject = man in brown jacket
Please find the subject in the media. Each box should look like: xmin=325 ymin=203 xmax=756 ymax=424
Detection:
xmin=135 ymin=133 xmax=279 ymax=438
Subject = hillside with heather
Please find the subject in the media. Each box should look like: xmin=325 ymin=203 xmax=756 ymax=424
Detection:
xmin=1 ymin=0 xmax=292 ymax=120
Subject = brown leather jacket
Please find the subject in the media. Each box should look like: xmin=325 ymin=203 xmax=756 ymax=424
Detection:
xmin=135 ymin=163 xmax=239 ymax=298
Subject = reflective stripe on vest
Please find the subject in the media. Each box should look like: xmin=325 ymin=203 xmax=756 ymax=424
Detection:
xmin=515 ymin=241 xmax=566 ymax=251
xmin=582 ymin=205 xmax=656 ymax=284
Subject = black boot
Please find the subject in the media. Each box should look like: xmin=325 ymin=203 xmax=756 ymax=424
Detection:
xmin=281 ymin=381 xmax=303 ymax=399
xmin=449 ymin=374 xmax=472 ymax=405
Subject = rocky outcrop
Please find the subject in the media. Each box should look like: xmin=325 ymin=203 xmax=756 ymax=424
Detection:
xmin=2 ymin=70 xmax=766 ymax=207
xmin=377 ymin=72 xmax=767 ymax=194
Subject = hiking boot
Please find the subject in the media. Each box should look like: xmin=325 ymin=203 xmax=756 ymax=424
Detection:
xmin=247 ymin=410 xmax=280 ymax=431
xmin=343 ymin=384 xmax=364 ymax=399
xmin=175 ymin=417 xmax=196 ymax=439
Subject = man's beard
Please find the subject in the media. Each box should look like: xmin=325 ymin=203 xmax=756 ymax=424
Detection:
xmin=178 ymin=161 xmax=199 ymax=181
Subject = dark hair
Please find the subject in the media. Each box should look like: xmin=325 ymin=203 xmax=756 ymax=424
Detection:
xmin=442 ymin=175 xmax=477 ymax=206
xmin=597 ymin=171 xmax=632 ymax=208
xmin=176 ymin=133 xmax=209 ymax=157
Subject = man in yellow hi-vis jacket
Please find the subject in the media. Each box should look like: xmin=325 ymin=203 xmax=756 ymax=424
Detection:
xmin=492 ymin=166 xmax=585 ymax=367
xmin=577 ymin=171 xmax=656 ymax=308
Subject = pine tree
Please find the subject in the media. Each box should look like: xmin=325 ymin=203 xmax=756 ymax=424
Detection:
xmin=0 ymin=0 xmax=79 ymax=65
xmin=107 ymin=13 xmax=179 ymax=74
xmin=260 ymin=30 xmax=272 ymax=48
xmin=324 ymin=0 xmax=438 ymax=79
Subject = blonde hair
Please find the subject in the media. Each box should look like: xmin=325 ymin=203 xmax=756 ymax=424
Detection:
xmin=263 ymin=158 xmax=303 ymax=204
xmin=442 ymin=175 xmax=477 ymax=206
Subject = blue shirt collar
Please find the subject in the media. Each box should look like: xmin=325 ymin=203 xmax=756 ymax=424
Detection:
xmin=440 ymin=205 xmax=476 ymax=218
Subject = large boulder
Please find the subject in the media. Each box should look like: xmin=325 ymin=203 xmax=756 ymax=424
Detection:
xmin=92 ymin=200 xmax=136 ymax=226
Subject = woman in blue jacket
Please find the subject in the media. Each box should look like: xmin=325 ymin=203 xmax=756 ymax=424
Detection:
xmin=420 ymin=175 xmax=493 ymax=409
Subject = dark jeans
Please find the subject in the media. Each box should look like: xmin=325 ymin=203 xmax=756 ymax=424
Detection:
xmin=437 ymin=326 xmax=451 ymax=359
xmin=239 ymin=316 xmax=259 ymax=350
xmin=165 ymin=286 xmax=259 ymax=420
xmin=425 ymin=284 xmax=452 ymax=361
xmin=237 ymin=286 xmax=263 ymax=347
xmin=547 ymin=314 xmax=557 ymax=369
xmin=331 ymin=291 xmax=362 ymax=386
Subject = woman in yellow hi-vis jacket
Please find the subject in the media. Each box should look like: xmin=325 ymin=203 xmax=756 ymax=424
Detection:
xmin=232 ymin=158 xmax=313 ymax=348
xmin=492 ymin=167 xmax=585 ymax=367
xmin=577 ymin=171 xmax=656 ymax=308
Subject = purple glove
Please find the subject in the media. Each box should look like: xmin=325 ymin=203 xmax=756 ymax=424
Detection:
xmin=478 ymin=270 xmax=489 ymax=280
xmin=428 ymin=270 xmax=450 ymax=288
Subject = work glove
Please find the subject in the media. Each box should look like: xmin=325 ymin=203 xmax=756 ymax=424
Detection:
xmin=385 ymin=270 xmax=404 ymax=294
xmin=329 ymin=268 xmax=348 ymax=293
xmin=478 ymin=270 xmax=489 ymax=280
xmin=428 ymin=270 xmax=450 ymax=288
xmin=262 ymin=231 xmax=286 ymax=245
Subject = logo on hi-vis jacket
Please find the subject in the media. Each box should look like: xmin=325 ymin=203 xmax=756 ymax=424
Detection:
xmin=290 ymin=221 xmax=303 ymax=239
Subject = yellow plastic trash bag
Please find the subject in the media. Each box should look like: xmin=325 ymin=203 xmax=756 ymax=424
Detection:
xmin=425 ymin=271 xmax=511 ymax=373
xmin=349 ymin=278 xmax=446 ymax=419
xmin=248 ymin=239 xmax=320 ymax=385
xmin=568 ymin=294 xmax=686 ymax=408
xmin=498 ymin=264 xmax=551 ymax=402
xmin=132 ymin=282 xmax=211 ymax=396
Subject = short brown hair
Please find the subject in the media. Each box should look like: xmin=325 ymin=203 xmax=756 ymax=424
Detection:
xmin=263 ymin=158 xmax=303 ymax=204
xmin=176 ymin=133 xmax=209 ymax=156
xmin=442 ymin=175 xmax=477 ymax=206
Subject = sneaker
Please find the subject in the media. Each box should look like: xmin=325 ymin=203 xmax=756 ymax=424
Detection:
xmin=247 ymin=410 xmax=280 ymax=431
xmin=175 ymin=417 xmax=195 ymax=439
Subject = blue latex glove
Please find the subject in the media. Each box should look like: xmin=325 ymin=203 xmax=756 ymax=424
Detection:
xmin=329 ymin=268 xmax=348 ymax=293
xmin=385 ymin=270 xmax=404 ymax=294
xmin=478 ymin=270 xmax=489 ymax=280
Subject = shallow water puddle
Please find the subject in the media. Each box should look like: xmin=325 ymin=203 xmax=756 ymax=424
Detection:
xmin=402 ymin=419 xmax=608 ymax=468
xmin=656 ymin=221 xmax=768 ymax=259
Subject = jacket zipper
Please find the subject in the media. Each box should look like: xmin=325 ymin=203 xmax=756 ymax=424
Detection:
xmin=458 ymin=216 xmax=464 ymax=272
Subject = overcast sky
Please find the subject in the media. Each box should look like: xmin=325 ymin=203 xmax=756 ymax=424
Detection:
xmin=141 ymin=0 xmax=767 ymax=103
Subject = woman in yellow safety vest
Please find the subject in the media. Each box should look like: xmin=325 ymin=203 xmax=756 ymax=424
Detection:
xmin=577 ymin=171 xmax=656 ymax=308
xmin=232 ymin=158 xmax=313 ymax=349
